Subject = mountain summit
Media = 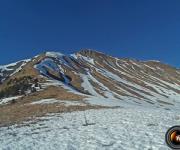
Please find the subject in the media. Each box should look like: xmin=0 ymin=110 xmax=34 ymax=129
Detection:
xmin=0 ymin=50 xmax=180 ymax=125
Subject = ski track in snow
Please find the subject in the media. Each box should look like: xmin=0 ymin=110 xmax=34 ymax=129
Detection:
xmin=0 ymin=106 xmax=177 ymax=150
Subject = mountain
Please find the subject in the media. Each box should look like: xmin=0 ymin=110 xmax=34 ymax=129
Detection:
xmin=0 ymin=49 xmax=180 ymax=125
xmin=1 ymin=49 xmax=180 ymax=149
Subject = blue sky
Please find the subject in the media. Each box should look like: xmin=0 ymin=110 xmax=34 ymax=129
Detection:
xmin=0 ymin=0 xmax=180 ymax=67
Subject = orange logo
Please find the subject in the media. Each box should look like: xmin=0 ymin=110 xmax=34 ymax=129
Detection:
xmin=166 ymin=126 xmax=180 ymax=149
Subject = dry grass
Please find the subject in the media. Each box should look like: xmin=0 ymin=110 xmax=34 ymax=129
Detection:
xmin=0 ymin=54 xmax=46 ymax=91
xmin=0 ymin=85 xmax=104 ymax=127
xmin=18 ymin=86 xmax=87 ymax=104
xmin=0 ymin=102 xmax=105 ymax=127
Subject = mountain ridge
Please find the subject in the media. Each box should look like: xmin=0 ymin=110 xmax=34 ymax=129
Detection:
xmin=0 ymin=49 xmax=180 ymax=98
xmin=0 ymin=49 xmax=180 ymax=125
xmin=0 ymin=49 xmax=179 ymax=69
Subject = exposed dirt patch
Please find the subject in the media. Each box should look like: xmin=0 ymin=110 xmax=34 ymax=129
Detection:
xmin=18 ymin=86 xmax=87 ymax=104
xmin=0 ymin=101 xmax=106 ymax=127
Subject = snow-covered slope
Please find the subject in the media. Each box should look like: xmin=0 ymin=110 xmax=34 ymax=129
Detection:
xmin=0 ymin=59 xmax=30 ymax=83
xmin=0 ymin=50 xmax=180 ymax=110
xmin=32 ymin=50 xmax=180 ymax=109
xmin=0 ymin=50 xmax=179 ymax=107
xmin=0 ymin=106 xmax=177 ymax=150
xmin=0 ymin=50 xmax=179 ymax=150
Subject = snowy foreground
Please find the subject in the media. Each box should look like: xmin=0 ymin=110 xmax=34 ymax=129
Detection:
xmin=0 ymin=105 xmax=178 ymax=150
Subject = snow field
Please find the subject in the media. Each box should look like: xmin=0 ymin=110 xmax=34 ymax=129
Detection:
xmin=0 ymin=106 xmax=177 ymax=150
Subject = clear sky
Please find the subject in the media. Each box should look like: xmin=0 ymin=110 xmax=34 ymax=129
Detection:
xmin=0 ymin=0 xmax=180 ymax=67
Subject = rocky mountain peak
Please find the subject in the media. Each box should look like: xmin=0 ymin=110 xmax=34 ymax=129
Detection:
xmin=76 ymin=49 xmax=107 ymax=58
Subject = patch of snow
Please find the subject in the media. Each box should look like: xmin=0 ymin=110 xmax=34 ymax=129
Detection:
xmin=143 ymin=60 xmax=161 ymax=63
xmin=87 ymin=72 xmax=123 ymax=99
xmin=0 ymin=59 xmax=30 ymax=80
xmin=149 ymin=75 xmax=180 ymax=90
xmin=46 ymin=52 xmax=64 ymax=58
xmin=0 ymin=96 xmax=22 ymax=105
xmin=144 ymin=64 xmax=156 ymax=70
xmin=31 ymin=98 xmax=86 ymax=106
xmin=35 ymin=59 xmax=66 ymax=83
xmin=33 ymin=55 xmax=40 ymax=58
xmin=58 ymin=64 xmax=65 ymax=73
xmin=176 ymin=70 xmax=180 ymax=75
xmin=35 ymin=57 xmax=72 ymax=85
xmin=70 ymin=53 xmax=78 ymax=59
xmin=36 ymin=58 xmax=60 ymax=74
xmin=11 ymin=60 xmax=30 ymax=75
xmin=156 ymin=67 xmax=164 ymax=72
xmin=80 ymin=74 xmax=102 ymax=97
xmin=61 ymin=100 xmax=86 ymax=106
xmin=0 ymin=63 xmax=18 ymax=71
xmin=76 ymin=54 xmax=95 ymax=65
xmin=31 ymin=99 xmax=59 ymax=104
xmin=129 ymin=60 xmax=142 ymax=68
